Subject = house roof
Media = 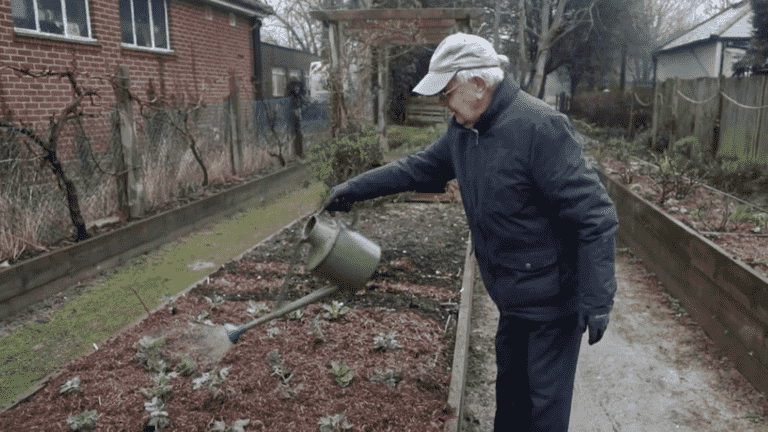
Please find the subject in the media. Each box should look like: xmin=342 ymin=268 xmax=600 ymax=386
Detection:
xmin=658 ymin=1 xmax=752 ymax=53
xmin=204 ymin=0 xmax=274 ymax=18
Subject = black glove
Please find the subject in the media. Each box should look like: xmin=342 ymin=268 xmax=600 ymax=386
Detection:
xmin=324 ymin=183 xmax=357 ymax=213
xmin=582 ymin=312 xmax=610 ymax=345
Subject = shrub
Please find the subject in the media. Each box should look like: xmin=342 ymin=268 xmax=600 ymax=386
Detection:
xmin=306 ymin=121 xmax=383 ymax=190
xmin=571 ymin=90 xmax=631 ymax=129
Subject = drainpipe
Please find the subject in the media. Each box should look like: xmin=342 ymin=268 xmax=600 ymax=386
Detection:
xmin=251 ymin=17 xmax=263 ymax=100
xmin=718 ymin=40 xmax=725 ymax=77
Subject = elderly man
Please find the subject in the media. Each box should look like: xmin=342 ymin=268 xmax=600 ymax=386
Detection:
xmin=325 ymin=33 xmax=618 ymax=431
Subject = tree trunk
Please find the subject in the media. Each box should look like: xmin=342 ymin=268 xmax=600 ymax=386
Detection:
xmin=530 ymin=0 xmax=551 ymax=98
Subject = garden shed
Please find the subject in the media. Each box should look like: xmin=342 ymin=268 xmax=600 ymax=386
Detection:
xmin=654 ymin=1 xmax=752 ymax=82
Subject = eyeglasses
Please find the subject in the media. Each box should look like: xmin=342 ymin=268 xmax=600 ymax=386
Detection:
xmin=438 ymin=83 xmax=461 ymax=103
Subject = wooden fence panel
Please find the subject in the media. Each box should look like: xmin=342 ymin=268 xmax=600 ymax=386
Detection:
xmin=692 ymin=77 xmax=720 ymax=156
xmin=676 ymin=78 xmax=696 ymax=142
xmin=757 ymin=77 xmax=768 ymax=163
xmin=719 ymin=77 xmax=764 ymax=167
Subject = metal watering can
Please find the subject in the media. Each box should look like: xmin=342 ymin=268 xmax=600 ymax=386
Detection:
xmin=225 ymin=211 xmax=381 ymax=343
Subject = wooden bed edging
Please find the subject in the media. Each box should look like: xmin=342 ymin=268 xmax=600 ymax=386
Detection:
xmin=445 ymin=238 xmax=476 ymax=432
xmin=0 ymin=163 xmax=311 ymax=320
xmin=603 ymin=173 xmax=768 ymax=395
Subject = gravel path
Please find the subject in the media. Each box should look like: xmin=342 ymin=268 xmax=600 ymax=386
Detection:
xmin=460 ymin=250 xmax=767 ymax=432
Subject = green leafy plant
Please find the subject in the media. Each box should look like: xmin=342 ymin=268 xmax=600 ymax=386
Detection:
xmin=140 ymin=371 xmax=178 ymax=398
xmin=369 ymin=369 xmax=401 ymax=389
xmin=135 ymin=335 xmax=169 ymax=373
xmin=266 ymin=323 xmax=282 ymax=339
xmin=66 ymin=409 xmax=100 ymax=432
xmin=318 ymin=412 xmax=353 ymax=432
xmin=306 ymin=121 xmax=383 ymax=190
xmin=322 ymin=301 xmax=350 ymax=321
xmin=753 ymin=213 xmax=768 ymax=233
xmin=144 ymin=396 xmax=171 ymax=431
xmin=246 ymin=300 xmax=270 ymax=315
xmin=59 ymin=376 xmax=82 ymax=396
xmin=328 ymin=361 xmax=355 ymax=388
xmin=267 ymin=349 xmax=293 ymax=384
xmin=192 ymin=366 xmax=230 ymax=398
xmin=310 ymin=315 xmax=326 ymax=344
xmin=176 ymin=357 xmax=196 ymax=377
xmin=208 ymin=418 xmax=251 ymax=432
xmin=372 ymin=331 xmax=401 ymax=352
xmin=287 ymin=308 xmax=305 ymax=321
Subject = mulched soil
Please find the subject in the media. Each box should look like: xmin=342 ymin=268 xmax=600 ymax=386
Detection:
xmin=599 ymin=155 xmax=768 ymax=280
xmin=0 ymin=202 xmax=470 ymax=431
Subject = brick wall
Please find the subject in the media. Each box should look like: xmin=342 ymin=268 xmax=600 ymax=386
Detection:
xmin=0 ymin=0 xmax=257 ymax=157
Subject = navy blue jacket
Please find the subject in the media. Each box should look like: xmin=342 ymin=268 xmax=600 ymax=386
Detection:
xmin=344 ymin=76 xmax=618 ymax=321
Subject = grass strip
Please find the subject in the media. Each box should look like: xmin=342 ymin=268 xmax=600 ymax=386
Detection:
xmin=0 ymin=182 xmax=325 ymax=407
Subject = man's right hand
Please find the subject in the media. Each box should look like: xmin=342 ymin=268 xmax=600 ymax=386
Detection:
xmin=324 ymin=183 xmax=356 ymax=213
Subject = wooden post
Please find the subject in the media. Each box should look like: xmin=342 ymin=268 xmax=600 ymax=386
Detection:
xmin=713 ymin=75 xmax=725 ymax=158
xmin=672 ymin=76 xmax=680 ymax=146
xmin=377 ymin=45 xmax=389 ymax=152
xmin=754 ymin=75 xmax=767 ymax=158
xmin=329 ymin=21 xmax=345 ymax=136
xmin=113 ymin=66 xmax=144 ymax=219
xmin=228 ymin=72 xmax=244 ymax=175
xmin=628 ymin=81 xmax=636 ymax=141
xmin=651 ymin=80 xmax=660 ymax=152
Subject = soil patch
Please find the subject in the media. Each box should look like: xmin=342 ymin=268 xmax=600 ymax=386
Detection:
xmin=598 ymin=154 xmax=768 ymax=279
xmin=0 ymin=203 xmax=470 ymax=431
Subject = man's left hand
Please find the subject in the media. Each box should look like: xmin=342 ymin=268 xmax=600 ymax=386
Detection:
xmin=583 ymin=313 xmax=610 ymax=345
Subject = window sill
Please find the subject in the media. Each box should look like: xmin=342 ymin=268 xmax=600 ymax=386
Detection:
xmin=14 ymin=28 xmax=100 ymax=46
xmin=121 ymin=44 xmax=175 ymax=56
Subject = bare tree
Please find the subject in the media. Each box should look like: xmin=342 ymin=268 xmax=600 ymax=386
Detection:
xmin=0 ymin=68 xmax=98 ymax=241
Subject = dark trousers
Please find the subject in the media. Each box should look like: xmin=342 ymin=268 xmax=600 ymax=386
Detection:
xmin=494 ymin=312 xmax=582 ymax=432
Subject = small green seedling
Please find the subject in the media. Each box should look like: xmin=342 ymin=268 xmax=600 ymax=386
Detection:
xmin=66 ymin=409 xmax=100 ymax=432
xmin=140 ymin=371 xmax=178 ymax=398
xmin=208 ymin=418 xmax=250 ymax=432
xmin=204 ymin=294 xmax=225 ymax=309
xmin=309 ymin=315 xmax=326 ymax=344
xmin=267 ymin=349 xmax=293 ymax=384
xmin=372 ymin=331 xmax=401 ymax=352
xmin=246 ymin=300 xmax=270 ymax=315
xmin=266 ymin=323 xmax=282 ymax=339
xmin=59 ymin=376 xmax=82 ymax=396
xmin=144 ymin=396 xmax=171 ymax=431
xmin=322 ymin=301 xmax=350 ymax=321
xmin=369 ymin=369 xmax=401 ymax=389
xmin=176 ymin=357 xmax=196 ymax=377
xmin=318 ymin=412 xmax=353 ymax=432
xmin=328 ymin=361 xmax=355 ymax=388
xmin=753 ymin=213 xmax=768 ymax=233
xmin=287 ymin=308 xmax=305 ymax=321
xmin=192 ymin=367 xmax=230 ymax=398
xmin=136 ymin=335 xmax=169 ymax=372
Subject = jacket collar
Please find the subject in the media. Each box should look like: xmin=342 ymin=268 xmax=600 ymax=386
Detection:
xmin=452 ymin=74 xmax=520 ymax=134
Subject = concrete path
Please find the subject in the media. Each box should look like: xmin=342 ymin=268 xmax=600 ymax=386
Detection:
xmin=462 ymin=254 xmax=767 ymax=432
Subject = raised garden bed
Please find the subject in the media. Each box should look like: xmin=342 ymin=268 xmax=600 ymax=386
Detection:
xmin=596 ymin=153 xmax=768 ymax=396
xmin=0 ymin=203 xmax=470 ymax=431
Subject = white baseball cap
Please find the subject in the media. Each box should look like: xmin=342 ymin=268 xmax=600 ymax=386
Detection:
xmin=413 ymin=33 xmax=505 ymax=96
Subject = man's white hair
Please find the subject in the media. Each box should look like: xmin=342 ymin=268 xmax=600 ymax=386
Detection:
xmin=454 ymin=54 xmax=508 ymax=87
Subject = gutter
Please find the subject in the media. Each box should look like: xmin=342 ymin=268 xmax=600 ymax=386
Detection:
xmin=202 ymin=0 xmax=273 ymax=18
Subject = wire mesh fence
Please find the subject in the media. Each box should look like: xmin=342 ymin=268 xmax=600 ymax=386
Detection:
xmin=0 ymin=96 xmax=329 ymax=264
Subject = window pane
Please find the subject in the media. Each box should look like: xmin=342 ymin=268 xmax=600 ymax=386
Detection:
xmin=119 ymin=0 xmax=133 ymax=43
xmin=272 ymin=68 xmax=286 ymax=97
xmin=133 ymin=0 xmax=150 ymax=47
xmin=11 ymin=0 xmax=35 ymax=30
xmin=38 ymin=0 xmax=65 ymax=35
xmin=151 ymin=0 xmax=167 ymax=49
xmin=65 ymin=0 xmax=88 ymax=37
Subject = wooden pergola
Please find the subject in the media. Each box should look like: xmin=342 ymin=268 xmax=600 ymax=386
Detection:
xmin=309 ymin=8 xmax=480 ymax=142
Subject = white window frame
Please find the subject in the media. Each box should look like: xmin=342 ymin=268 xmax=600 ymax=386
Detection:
xmin=11 ymin=0 xmax=94 ymax=41
xmin=272 ymin=67 xmax=287 ymax=97
xmin=120 ymin=0 xmax=172 ymax=52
